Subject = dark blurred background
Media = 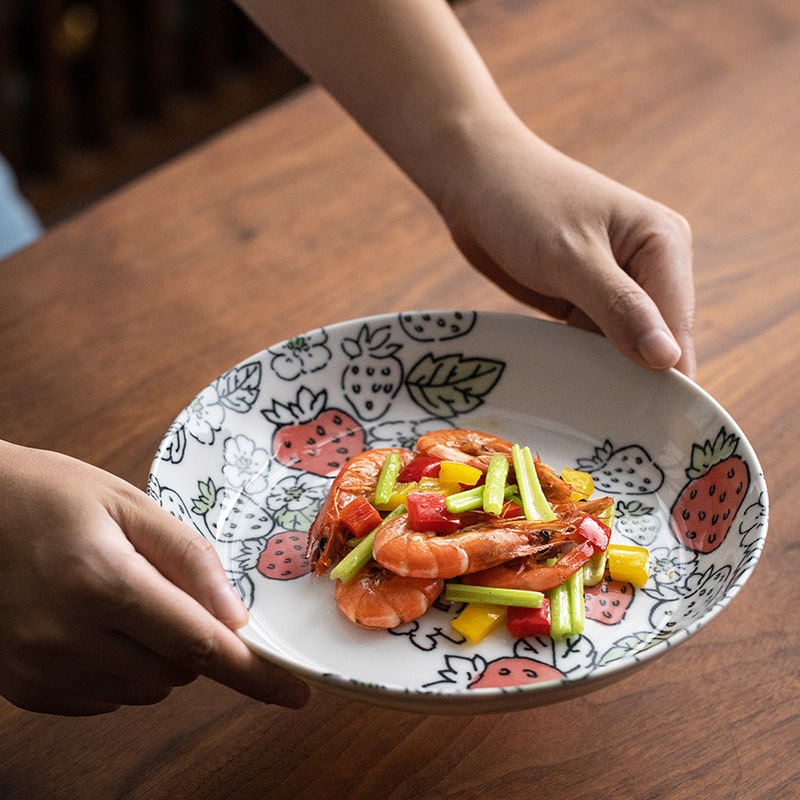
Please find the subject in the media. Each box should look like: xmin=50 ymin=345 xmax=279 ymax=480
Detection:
xmin=1 ymin=1 xmax=309 ymax=226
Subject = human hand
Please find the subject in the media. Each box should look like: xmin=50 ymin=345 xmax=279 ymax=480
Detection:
xmin=439 ymin=117 xmax=696 ymax=376
xmin=0 ymin=442 xmax=310 ymax=715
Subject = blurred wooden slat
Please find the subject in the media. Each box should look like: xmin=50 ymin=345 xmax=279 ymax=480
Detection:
xmin=6 ymin=1 xmax=307 ymax=225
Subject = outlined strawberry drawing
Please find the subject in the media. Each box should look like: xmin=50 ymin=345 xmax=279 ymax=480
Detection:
xmin=576 ymin=440 xmax=664 ymax=495
xmin=398 ymin=310 xmax=477 ymax=342
xmin=670 ymin=427 xmax=750 ymax=553
xmin=340 ymin=323 xmax=404 ymax=421
xmin=616 ymin=500 xmax=662 ymax=546
xmin=262 ymin=387 xmax=366 ymax=476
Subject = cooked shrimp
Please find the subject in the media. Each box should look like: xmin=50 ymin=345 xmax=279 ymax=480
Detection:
xmin=535 ymin=460 xmax=574 ymax=504
xmin=552 ymin=496 xmax=615 ymax=518
xmin=372 ymin=512 xmax=567 ymax=579
xmin=463 ymin=501 xmax=615 ymax=591
xmin=462 ymin=540 xmax=594 ymax=593
xmin=416 ymin=429 xmax=513 ymax=471
xmin=308 ymin=447 xmax=414 ymax=575
xmin=334 ymin=565 xmax=444 ymax=629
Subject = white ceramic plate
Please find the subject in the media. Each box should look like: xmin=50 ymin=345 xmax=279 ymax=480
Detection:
xmin=148 ymin=311 xmax=768 ymax=714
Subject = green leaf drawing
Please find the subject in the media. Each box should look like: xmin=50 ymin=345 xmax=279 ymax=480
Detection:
xmin=191 ymin=478 xmax=218 ymax=515
xmin=405 ymin=353 xmax=505 ymax=418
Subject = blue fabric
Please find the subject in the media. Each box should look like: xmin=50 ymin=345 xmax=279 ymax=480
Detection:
xmin=0 ymin=154 xmax=43 ymax=259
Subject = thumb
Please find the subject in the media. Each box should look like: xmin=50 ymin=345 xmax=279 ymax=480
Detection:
xmin=116 ymin=490 xmax=249 ymax=629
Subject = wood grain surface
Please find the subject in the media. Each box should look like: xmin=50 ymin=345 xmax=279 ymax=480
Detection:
xmin=1 ymin=1 xmax=798 ymax=798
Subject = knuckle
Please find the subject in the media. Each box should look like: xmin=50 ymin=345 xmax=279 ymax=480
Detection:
xmin=180 ymin=628 xmax=222 ymax=674
xmin=647 ymin=207 xmax=693 ymax=254
xmin=605 ymin=281 xmax=650 ymax=320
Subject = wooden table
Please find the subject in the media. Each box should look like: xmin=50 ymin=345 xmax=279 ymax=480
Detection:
xmin=2 ymin=1 xmax=798 ymax=797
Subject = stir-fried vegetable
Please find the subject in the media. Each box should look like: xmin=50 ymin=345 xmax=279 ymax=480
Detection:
xmin=310 ymin=429 xmax=651 ymax=640
xmin=451 ymin=603 xmax=506 ymax=645
xmin=607 ymin=544 xmax=650 ymax=587
xmin=512 ymin=444 xmax=558 ymax=522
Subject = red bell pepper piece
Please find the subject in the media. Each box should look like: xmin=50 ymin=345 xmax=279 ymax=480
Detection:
xmin=339 ymin=495 xmax=383 ymax=538
xmin=406 ymin=492 xmax=461 ymax=534
xmin=500 ymin=499 xmax=524 ymax=518
xmin=507 ymin=599 xmax=551 ymax=638
xmin=572 ymin=514 xmax=612 ymax=554
xmin=397 ymin=455 xmax=441 ymax=483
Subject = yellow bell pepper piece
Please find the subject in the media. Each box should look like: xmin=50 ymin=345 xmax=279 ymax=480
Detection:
xmin=607 ymin=544 xmax=650 ymax=587
xmin=561 ymin=467 xmax=594 ymax=501
xmin=451 ymin=603 xmax=507 ymax=645
xmin=375 ymin=477 xmax=460 ymax=510
xmin=439 ymin=460 xmax=483 ymax=487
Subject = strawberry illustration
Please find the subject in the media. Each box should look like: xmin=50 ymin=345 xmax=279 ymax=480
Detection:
xmin=616 ymin=499 xmax=661 ymax=546
xmin=257 ymin=531 xmax=313 ymax=580
xmin=584 ymin=580 xmax=634 ymax=625
xmin=576 ymin=440 xmax=664 ymax=495
xmin=340 ymin=324 xmax=404 ymax=421
xmin=262 ymin=387 xmax=365 ymax=476
xmin=670 ymin=427 xmax=750 ymax=553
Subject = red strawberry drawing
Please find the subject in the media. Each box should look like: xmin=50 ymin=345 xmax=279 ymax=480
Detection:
xmin=468 ymin=657 xmax=566 ymax=689
xmin=584 ymin=580 xmax=635 ymax=625
xmin=257 ymin=531 xmax=313 ymax=580
xmin=670 ymin=427 xmax=750 ymax=553
xmin=262 ymin=387 xmax=365 ymax=476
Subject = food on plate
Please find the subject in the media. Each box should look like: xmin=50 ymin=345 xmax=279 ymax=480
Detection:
xmin=307 ymin=429 xmax=649 ymax=642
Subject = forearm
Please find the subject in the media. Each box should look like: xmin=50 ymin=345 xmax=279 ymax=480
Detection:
xmin=233 ymin=0 xmax=517 ymax=207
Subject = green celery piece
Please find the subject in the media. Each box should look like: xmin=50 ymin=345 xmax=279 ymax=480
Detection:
xmin=583 ymin=550 xmax=608 ymax=587
xmin=445 ymin=482 xmax=517 ymax=514
xmin=511 ymin=444 xmax=558 ymax=522
xmin=483 ymin=454 xmax=509 ymax=515
xmin=567 ymin=566 xmax=586 ymax=635
xmin=549 ymin=565 xmax=586 ymax=639
xmin=373 ymin=452 xmax=403 ymax=506
xmin=548 ymin=582 xmax=571 ymax=640
xmin=445 ymin=484 xmax=485 ymax=514
xmin=445 ymin=583 xmax=544 ymax=608
xmin=329 ymin=504 xmax=405 ymax=584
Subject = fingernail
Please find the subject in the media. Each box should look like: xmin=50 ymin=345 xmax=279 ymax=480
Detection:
xmin=638 ymin=329 xmax=682 ymax=369
xmin=213 ymin=584 xmax=249 ymax=627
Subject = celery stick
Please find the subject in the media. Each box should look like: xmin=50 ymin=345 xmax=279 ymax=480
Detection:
xmin=549 ymin=568 xmax=586 ymax=639
xmin=445 ymin=482 xmax=517 ymax=514
xmin=445 ymin=484 xmax=485 ymax=514
xmin=483 ymin=454 xmax=509 ymax=515
xmin=583 ymin=550 xmax=608 ymax=587
xmin=373 ymin=452 xmax=403 ymax=506
xmin=512 ymin=444 xmax=557 ymax=522
xmin=328 ymin=504 xmax=405 ymax=584
xmin=548 ymin=582 xmax=571 ymax=640
xmin=567 ymin=566 xmax=585 ymax=635
xmin=445 ymin=583 xmax=544 ymax=608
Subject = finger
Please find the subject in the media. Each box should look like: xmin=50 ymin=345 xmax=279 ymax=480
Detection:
xmin=113 ymin=491 xmax=249 ymax=629
xmin=621 ymin=219 xmax=696 ymax=377
xmin=115 ymin=557 xmax=310 ymax=709
xmin=544 ymin=207 xmax=686 ymax=372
